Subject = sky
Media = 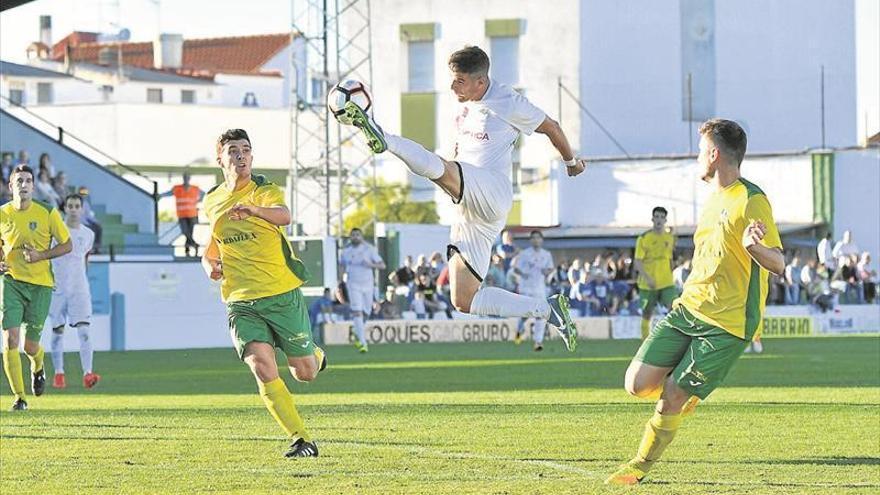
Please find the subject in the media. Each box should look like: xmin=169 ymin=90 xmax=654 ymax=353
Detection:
xmin=0 ymin=0 xmax=293 ymax=63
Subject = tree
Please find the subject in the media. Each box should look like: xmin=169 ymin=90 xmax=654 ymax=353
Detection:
xmin=343 ymin=178 xmax=439 ymax=239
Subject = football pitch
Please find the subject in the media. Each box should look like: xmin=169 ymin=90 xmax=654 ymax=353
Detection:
xmin=1 ymin=336 xmax=878 ymax=494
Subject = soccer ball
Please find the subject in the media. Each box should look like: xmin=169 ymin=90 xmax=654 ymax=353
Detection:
xmin=327 ymin=79 xmax=372 ymax=124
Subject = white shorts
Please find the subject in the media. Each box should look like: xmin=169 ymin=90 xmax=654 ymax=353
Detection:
xmin=447 ymin=162 xmax=513 ymax=280
xmin=49 ymin=286 xmax=92 ymax=328
xmin=348 ymin=284 xmax=374 ymax=314
xmin=517 ymin=286 xmax=548 ymax=301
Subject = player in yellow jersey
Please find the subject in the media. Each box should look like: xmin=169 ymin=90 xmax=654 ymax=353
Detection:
xmin=1 ymin=165 xmax=72 ymax=411
xmin=634 ymin=207 xmax=677 ymax=339
xmin=607 ymin=119 xmax=785 ymax=485
xmin=201 ymin=129 xmax=326 ymax=458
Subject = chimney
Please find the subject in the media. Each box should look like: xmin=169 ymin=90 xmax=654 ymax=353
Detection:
xmin=153 ymin=33 xmax=183 ymax=69
xmin=39 ymin=15 xmax=51 ymax=47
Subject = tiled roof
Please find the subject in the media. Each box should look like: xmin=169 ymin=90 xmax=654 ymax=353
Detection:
xmin=52 ymin=31 xmax=99 ymax=60
xmin=53 ymin=33 xmax=291 ymax=75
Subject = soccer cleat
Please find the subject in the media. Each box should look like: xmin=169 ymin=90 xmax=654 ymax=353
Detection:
xmin=31 ymin=369 xmax=46 ymax=396
xmin=53 ymin=373 xmax=66 ymax=389
xmin=513 ymin=330 xmax=524 ymax=345
xmin=534 ymin=343 xmax=544 ymax=352
xmin=343 ymin=101 xmax=388 ymax=153
xmin=11 ymin=398 xmax=28 ymax=411
xmin=359 ymin=344 xmax=369 ymax=354
xmin=752 ymin=340 xmax=764 ymax=354
xmin=546 ymin=294 xmax=577 ymax=352
xmin=284 ymin=438 xmax=319 ymax=458
xmin=743 ymin=343 xmax=753 ymax=354
xmin=83 ymin=372 xmax=101 ymax=389
xmin=605 ymin=463 xmax=646 ymax=486
xmin=681 ymin=395 xmax=700 ymax=417
xmin=314 ymin=347 xmax=328 ymax=372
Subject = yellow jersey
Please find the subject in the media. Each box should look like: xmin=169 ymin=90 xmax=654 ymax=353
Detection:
xmin=676 ymin=178 xmax=782 ymax=340
xmin=0 ymin=200 xmax=71 ymax=287
xmin=634 ymin=229 xmax=675 ymax=290
xmin=203 ymin=175 xmax=309 ymax=302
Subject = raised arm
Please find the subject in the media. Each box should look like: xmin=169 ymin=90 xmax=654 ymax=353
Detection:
xmin=535 ymin=117 xmax=586 ymax=177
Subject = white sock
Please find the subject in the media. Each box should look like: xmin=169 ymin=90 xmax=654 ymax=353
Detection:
xmin=76 ymin=324 xmax=93 ymax=374
xmin=470 ymin=287 xmax=550 ymax=319
xmin=51 ymin=327 xmax=65 ymax=374
xmin=385 ymin=134 xmax=445 ymax=180
xmin=353 ymin=315 xmax=367 ymax=346
xmin=533 ymin=318 xmax=546 ymax=345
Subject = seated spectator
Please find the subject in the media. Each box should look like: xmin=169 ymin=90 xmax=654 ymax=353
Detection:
xmin=1 ymin=152 xmax=13 ymax=182
xmin=832 ymin=230 xmax=860 ymax=269
xmin=38 ymin=152 xmax=56 ymax=179
xmin=411 ymin=291 xmax=428 ymax=320
xmin=376 ymin=286 xmax=402 ymax=320
xmin=388 ymin=255 xmax=416 ymax=294
xmin=555 ymin=260 xmax=570 ymax=296
xmin=34 ymin=168 xmax=62 ymax=207
xmin=53 ymin=171 xmax=71 ymax=200
xmin=429 ymin=251 xmax=445 ymax=282
xmin=308 ymin=288 xmax=336 ymax=344
xmin=831 ymin=255 xmax=859 ymax=304
xmin=414 ymin=254 xmax=431 ymax=279
xmin=0 ymin=181 xmax=10 ymax=206
xmin=857 ymin=252 xmax=876 ymax=304
xmin=414 ymin=272 xmax=450 ymax=319
xmin=16 ymin=149 xmax=30 ymax=167
xmin=495 ymin=229 xmax=518 ymax=273
xmin=586 ymin=268 xmax=618 ymax=315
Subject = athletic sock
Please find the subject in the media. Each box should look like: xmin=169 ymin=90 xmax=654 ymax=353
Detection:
xmin=26 ymin=345 xmax=45 ymax=373
xmin=258 ymin=378 xmax=311 ymax=441
xmin=641 ymin=319 xmax=651 ymax=339
xmin=51 ymin=328 xmax=65 ymax=374
xmin=2 ymin=350 xmax=26 ymax=399
xmin=470 ymin=286 xmax=551 ymax=319
xmin=631 ymin=411 xmax=683 ymax=473
xmin=533 ymin=317 xmax=546 ymax=345
xmin=385 ymin=134 xmax=445 ymax=180
xmin=353 ymin=315 xmax=367 ymax=347
xmin=77 ymin=324 xmax=93 ymax=374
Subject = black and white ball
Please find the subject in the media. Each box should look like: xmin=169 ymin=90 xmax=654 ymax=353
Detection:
xmin=327 ymin=80 xmax=372 ymax=124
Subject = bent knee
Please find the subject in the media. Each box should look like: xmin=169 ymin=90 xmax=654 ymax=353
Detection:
xmin=292 ymin=367 xmax=317 ymax=382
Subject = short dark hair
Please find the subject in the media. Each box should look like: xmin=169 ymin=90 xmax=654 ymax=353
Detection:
xmin=530 ymin=230 xmax=543 ymax=238
xmin=350 ymin=227 xmax=362 ymax=234
xmin=448 ymin=46 xmax=490 ymax=77
xmin=9 ymin=164 xmax=34 ymax=181
xmin=652 ymin=206 xmax=668 ymax=216
xmin=64 ymin=193 xmax=83 ymax=205
xmin=699 ymin=119 xmax=747 ymax=166
xmin=216 ymin=129 xmax=251 ymax=155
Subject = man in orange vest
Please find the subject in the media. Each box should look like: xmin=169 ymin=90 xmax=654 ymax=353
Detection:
xmin=159 ymin=171 xmax=204 ymax=257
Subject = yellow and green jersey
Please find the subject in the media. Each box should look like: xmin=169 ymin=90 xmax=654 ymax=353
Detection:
xmin=676 ymin=178 xmax=782 ymax=340
xmin=0 ymin=200 xmax=70 ymax=287
xmin=204 ymin=175 xmax=309 ymax=303
xmin=635 ymin=229 xmax=675 ymax=290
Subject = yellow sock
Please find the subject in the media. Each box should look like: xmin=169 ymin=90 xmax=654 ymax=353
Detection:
xmin=3 ymin=350 xmax=27 ymax=399
xmin=640 ymin=319 xmax=651 ymax=339
xmin=258 ymin=378 xmax=311 ymax=441
xmin=631 ymin=411 xmax=683 ymax=473
xmin=26 ymin=345 xmax=45 ymax=373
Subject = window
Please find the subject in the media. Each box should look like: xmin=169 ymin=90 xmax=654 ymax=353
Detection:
xmin=489 ymin=37 xmax=519 ymax=86
xmin=242 ymin=92 xmax=259 ymax=107
xmin=407 ymin=41 xmax=434 ymax=92
xmin=147 ymin=88 xmax=163 ymax=104
xmin=100 ymin=85 xmax=114 ymax=102
xmin=36 ymin=82 xmax=53 ymax=104
xmin=181 ymin=89 xmax=196 ymax=104
xmin=9 ymin=89 xmax=24 ymax=106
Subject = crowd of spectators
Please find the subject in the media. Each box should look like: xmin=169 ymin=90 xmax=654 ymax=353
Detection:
xmin=1 ymin=150 xmax=103 ymax=252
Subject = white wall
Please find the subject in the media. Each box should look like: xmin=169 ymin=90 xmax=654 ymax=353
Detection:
xmin=856 ymin=0 xmax=880 ymax=144
xmin=579 ymin=0 xmax=860 ymax=156
xmin=833 ymin=148 xmax=880 ymax=260
xmin=261 ymin=45 xmax=293 ymax=107
xmin=214 ymin=73 xmax=284 ymax=108
xmin=0 ymin=75 xmax=96 ymax=105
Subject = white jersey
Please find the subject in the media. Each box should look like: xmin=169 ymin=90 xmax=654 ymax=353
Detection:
xmin=51 ymin=224 xmax=94 ymax=290
xmin=512 ymin=247 xmax=554 ymax=292
xmin=341 ymin=242 xmax=383 ymax=288
xmin=454 ymin=79 xmax=546 ymax=178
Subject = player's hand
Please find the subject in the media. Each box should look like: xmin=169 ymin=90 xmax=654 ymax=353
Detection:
xmin=565 ymin=157 xmax=587 ymax=177
xmin=208 ymin=261 xmax=224 ymax=280
xmin=22 ymin=244 xmax=43 ymax=263
xmin=743 ymin=220 xmax=767 ymax=249
xmin=228 ymin=203 xmax=256 ymax=221
xmin=0 ymin=261 xmax=8 ymax=273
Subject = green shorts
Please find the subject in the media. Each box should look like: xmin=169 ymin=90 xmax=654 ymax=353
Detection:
xmin=227 ymin=288 xmax=315 ymax=360
xmin=639 ymin=285 xmax=678 ymax=315
xmin=1 ymin=275 xmax=53 ymax=341
xmin=634 ymin=305 xmax=748 ymax=399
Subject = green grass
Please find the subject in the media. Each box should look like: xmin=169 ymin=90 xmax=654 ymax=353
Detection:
xmin=1 ymin=336 xmax=879 ymax=494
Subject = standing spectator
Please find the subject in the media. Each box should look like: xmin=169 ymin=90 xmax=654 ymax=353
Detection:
xmin=495 ymin=229 xmax=518 ymax=273
xmin=376 ymin=286 xmax=402 ymax=320
xmin=586 ymin=268 xmax=618 ymax=316
xmin=38 ymin=153 xmax=56 ymax=179
xmin=573 ymin=269 xmax=593 ymax=316
xmin=0 ymin=181 xmax=11 ymax=206
xmin=857 ymin=252 xmax=876 ymax=303
xmin=34 ymin=168 xmax=62 ymax=207
xmin=784 ymin=254 xmax=802 ymax=305
xmin=308 ymin=288 xmax=336 ymax=345
xmin=567 ymin=258 xmax=583 ymax=299
xmin=428 ymin=251 xmax=445 ymax=281
xmin=832 ymin=230 xmax=860 ymax=268
xmin=339 ymin=227 xmax=386 ymax=353
xmin=817 ymin=232 xmax=834 ymax=271
xmin=77 ymin=187 xmax=103 ymax=253
xmin=52 ymin=171 xmax=71 ymax=200
xmin=16 ymin=149 xmax=30 ymax=167
xmin=159 ymin=171 xmax=204 ymax=257
xmin=414 ymin=271 xmax=449 ymax=319
xmin=484 ymin=253 xmax=507 ymax=289
xmin=1 ymin=152 xmax=14 ymax=182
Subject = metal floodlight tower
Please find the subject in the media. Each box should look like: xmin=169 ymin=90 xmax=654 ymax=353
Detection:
xmin=289 ymin=0 xmax=377 ymax=237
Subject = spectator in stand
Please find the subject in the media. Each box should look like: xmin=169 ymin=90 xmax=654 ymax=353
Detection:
xmin=573 ymin=269 xmax=593 ymax=316
xmin=495 ymin=229 xmax=518 ymax=273
xmin=832 ymin=230 xmax=860 ymax=268
xmin=784 ymin=253 xmax=802 ymax=305
xmin=484 ymin=253 xmax=508 ymax=289
xmin=567 ymin=258 xmax=583 ymax=299
xmin=414 ymin=271 xmax=451 ymax=319
xmin=414 ymin=254 xmax=431 ymax=279
xmin=158 ymin=171 xmax=204 ymax=257
xmin=34 ymin=168 xmax=62 ymax=207
xmin=817 ymin=232 xmax=834 ymax=271
xmin=307 ymin=288 xmax=336 ymax=345
xmin=856 ymin=252 xmax=876 ymax=303
xmin=1 ymin=152 xmax=14 ymax=182
xmin=436 ymin=262 xmax=451 ymax=308
xmin=16 ymin=150 xmax=30 ymax=167
xmin=52 ymin=171 xmax=71 ymax=201
xmin=0 ymin=180 xmax=10 ymax=206
xmin=586 ymin=268 xmax=618 ymax=315
xmin=38 ymin=153 xmax=56 ymax=179
xmin=672 ymin=258 xmax=691 ymax=292
xmin=77 ymin=187 xmax=103 ymax=253
xmin=388 ymin=255 xmax=416 ymax=293
xmin=428 ymin=251 xmax=445 ymax=282
xmin=831 ymin=255 xmax=859 ymax=304
xmin=376 ymin=286 xmax=402 ymax=320
xmin=555 ymin=260 xmax=570 ymax=296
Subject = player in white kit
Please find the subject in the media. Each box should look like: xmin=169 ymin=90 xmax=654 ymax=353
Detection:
xmin=511 ymin=231 xmax=555 ymax=351
xmin=49 ymin=194 xmax=100 ymax=389
xmin=339 ymin=228 xmax=386 ymax=353
xmin=343 ymin=46 xmax=585 ymax=351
